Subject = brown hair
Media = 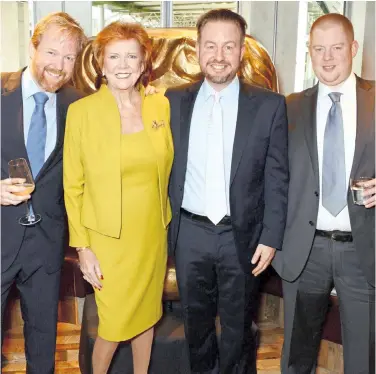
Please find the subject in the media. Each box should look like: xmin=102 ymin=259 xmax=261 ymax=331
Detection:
xmin=92 ymin=21 xmax=152 ymax=88
xmin=310 ymin=13 xmax=354 ymax=41
xmin=31 ymin=12 xmax=87 ymax=52
xmin=196 ymin=9 xmax=247 ymax=42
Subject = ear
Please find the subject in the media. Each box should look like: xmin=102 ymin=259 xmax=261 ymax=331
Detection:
xmin=351 ymin=40 xmax=359 ymax=58
xmin=196 ymin=40 xmax=200 ymax=60
xmin=29 ymin=41 xmax=36 ymax=60
xmin=240 ymin=42 xmax=245 ymax=61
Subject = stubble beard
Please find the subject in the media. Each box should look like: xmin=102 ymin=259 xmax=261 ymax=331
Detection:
xmin=202 ymin=60 xmax=237 ymax=86
xmin=204 ymin=71 xmax=235 ymax=85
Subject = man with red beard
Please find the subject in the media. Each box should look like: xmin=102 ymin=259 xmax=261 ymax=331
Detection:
xmin=166 ymin=9 xmax=289 ymax=373
xmin=0 ymin=13 xmax=86 ymax=373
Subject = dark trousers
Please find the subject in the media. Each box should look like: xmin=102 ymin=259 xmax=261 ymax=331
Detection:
xmin=175 ymin=213 xmax=259 ymax=374
xmin=1 ymin=227 xmax=61 ymax=374
xmin=281 ymin=235 xmax=375 ymax=374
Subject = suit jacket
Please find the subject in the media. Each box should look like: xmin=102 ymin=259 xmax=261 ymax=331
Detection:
xmin=1 ymin=69 xmax=83 ymax=273
xmin=273 ymin=76 xmax=375 ymax=286
xmin=166 ymin=80 xmax=289 ymax=272
xmin=63 ymin=84 xmax=173 ymax=247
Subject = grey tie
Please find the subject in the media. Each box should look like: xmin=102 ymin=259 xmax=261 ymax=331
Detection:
xmin=322 ymin=92 xmax=347 ymax=216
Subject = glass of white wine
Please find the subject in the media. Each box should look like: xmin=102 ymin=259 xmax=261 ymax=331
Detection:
xmin=8 ymin=158 xmax=41 ymax=225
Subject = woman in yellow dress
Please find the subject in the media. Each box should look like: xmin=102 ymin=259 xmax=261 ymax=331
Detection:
xmin=63 ymin=21 xmax=173 ymax=374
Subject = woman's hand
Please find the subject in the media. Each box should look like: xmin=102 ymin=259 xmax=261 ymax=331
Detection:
xmin=78 ymin=248 xmax=103 ymax=290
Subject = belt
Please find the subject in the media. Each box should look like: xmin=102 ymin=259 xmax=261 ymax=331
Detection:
xmin=181 ymin=208 xmax=232 ymax=226
xmin=315 ymin=229 xmax=353 ymax=242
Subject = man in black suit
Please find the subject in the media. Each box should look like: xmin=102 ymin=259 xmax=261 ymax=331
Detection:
xmin=1 ymin=13 xmax=86 ymax=373
xmin=166 ymin=9 xmax=289 ymax=374
xmin=273 ymin=14 xmax=375 ymax=374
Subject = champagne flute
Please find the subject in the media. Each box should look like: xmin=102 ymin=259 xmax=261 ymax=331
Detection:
xmin=8 ymin=158 xmax=41 ymax=225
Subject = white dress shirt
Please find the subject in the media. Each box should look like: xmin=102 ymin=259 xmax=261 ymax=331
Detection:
xmin=316 ymin=73 xmax=357 ymax=231
xmin=182 ymin=76 xmax=239 ymax=216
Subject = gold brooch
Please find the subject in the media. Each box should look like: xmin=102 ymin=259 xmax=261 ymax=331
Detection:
xmin=152 ymin=120 xmax=165 ymax=130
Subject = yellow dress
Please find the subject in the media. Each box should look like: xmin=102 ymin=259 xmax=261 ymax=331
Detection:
xmin=88 ymin=130 xmax=167 ymax=342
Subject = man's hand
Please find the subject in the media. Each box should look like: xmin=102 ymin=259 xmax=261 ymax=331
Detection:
xmin=363 ymin=178 xmax=376 ymax=208
xmin=251 ymin=244 xmax=276 ymax=276
xmin=0 ymin=178 xmax=31 ymax=206
xmin=144 ymin=85 xmax=159 ymax=96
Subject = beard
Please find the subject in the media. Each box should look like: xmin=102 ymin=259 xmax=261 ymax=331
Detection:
xmin=204 ymin=71 xmax=234 ymax=85
xmin=202 ymin=59 xmax=236 ymax=86
xmin=31 ymin=61 xmax=70 ymax=92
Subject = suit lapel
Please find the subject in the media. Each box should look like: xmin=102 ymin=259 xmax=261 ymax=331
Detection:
xmin=98 ymin=85 xmax=121 ymax=182
xmin=142 ymin=87 xmax=164 ymax=183
xmin=176 ymin=82 xmax=202 ymax=180
xmin=230 ymin=82 xmax=257 ymax=185
xmin=302 ymin=85 xmax=320 ymax=187
xmin=350 ymin=77 xmax=375 ymax=179
xmin=1 ymin=69 xmax=29 ymax=176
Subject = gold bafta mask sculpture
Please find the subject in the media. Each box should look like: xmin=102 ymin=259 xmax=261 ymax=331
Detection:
xmin=72 ymin=28 xmax=278 ymax=300
xmin=72 ymin=28 xmax=278 ymax=94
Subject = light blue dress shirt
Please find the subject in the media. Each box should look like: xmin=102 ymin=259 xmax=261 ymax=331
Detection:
xmin=182 ymin=76 xmax=240 ymax=216
xmin=22 ymin=67 xmax=57 ymax=162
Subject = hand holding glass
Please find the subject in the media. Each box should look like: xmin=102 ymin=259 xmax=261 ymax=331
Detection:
xmin=8 ymin=158 xmax=41 ymax=225
xmin=350 ymin=177 xmax=373 ymax=205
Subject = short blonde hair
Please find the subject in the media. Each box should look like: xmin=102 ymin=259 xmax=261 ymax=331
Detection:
xmin=31 ymin=12 xmax=87 ymax=52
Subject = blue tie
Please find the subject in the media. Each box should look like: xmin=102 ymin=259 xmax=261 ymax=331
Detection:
xmin=27 ymin=92 xmax=48 ymax=178
xmin=322 ymin=92 xmax=347 ymax=216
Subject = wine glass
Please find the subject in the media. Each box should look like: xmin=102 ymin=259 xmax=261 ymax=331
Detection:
xmin=8 ymin=158 xmax=41 ymax=225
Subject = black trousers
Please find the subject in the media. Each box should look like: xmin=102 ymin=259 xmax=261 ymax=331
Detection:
xmin=175 ymin=213 xmax=260 ymax=374
xmin=1 ymin=227 xmax=61 ymax=374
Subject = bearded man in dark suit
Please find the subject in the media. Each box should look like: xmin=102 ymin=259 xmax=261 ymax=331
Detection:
xmin=166 ymin=9 xmax=289 ymax=374
xmin=1 ymin=12 xmax=86 ymax=374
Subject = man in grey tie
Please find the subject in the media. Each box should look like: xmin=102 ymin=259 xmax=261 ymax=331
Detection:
xmin=273 ymin=13 xmax=375 ymax=374
xmin=0 ymin=13 xmax=86 ymax=373
xmin=166 ymin=9 xmax=289 ymax=373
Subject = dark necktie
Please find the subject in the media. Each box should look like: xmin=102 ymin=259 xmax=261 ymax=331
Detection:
xmin=26 ymin=92 xmax=48 ymax=178
xmin=322 ymin=92 xmax=347 ymax=216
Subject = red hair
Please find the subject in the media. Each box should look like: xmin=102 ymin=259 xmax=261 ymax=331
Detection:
xmin=92 ymin=21 xmax=152 ymax=88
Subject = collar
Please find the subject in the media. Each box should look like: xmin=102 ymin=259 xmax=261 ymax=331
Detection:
xmin=318 ymin=72 xmax=356 ymax=98
xmin=22 ymin=66 xmax=56 ymax=106
xmin=202 ymin=75 xmax=239 ymax=102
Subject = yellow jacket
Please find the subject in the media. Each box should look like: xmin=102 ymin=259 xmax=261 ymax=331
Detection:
xmin=63 ymin=85 xmax=173 ymax=247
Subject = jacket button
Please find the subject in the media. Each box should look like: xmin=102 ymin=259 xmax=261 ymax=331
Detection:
xmin=309 ymin=221 xmax=315 ymax=226
xmin=314 ymin=191 xmax=319 ymax=197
